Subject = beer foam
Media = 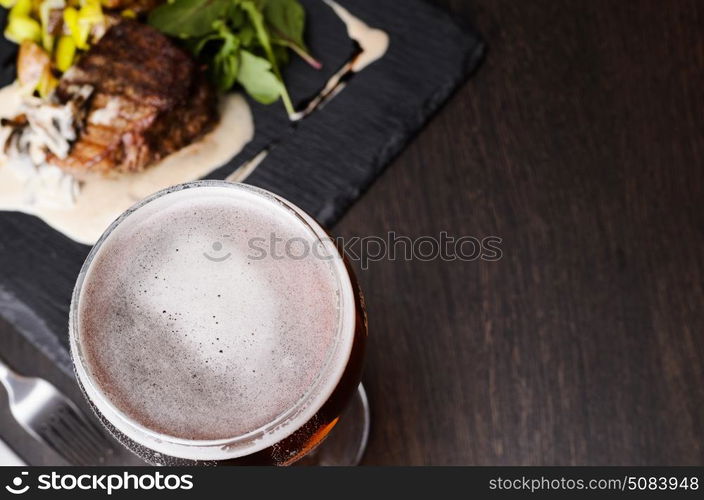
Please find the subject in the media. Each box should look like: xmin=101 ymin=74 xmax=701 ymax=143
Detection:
xmin=75 ymin=185 xmax=353 ymax=447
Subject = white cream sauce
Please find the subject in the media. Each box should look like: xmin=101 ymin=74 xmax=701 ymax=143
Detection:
xmin=326 ymin=0 xmax=390 ymax=72
xmin=0 ymin=3 xmax=389 ymax=243
xmin=292 ymin=0 xmax=390 ymax=120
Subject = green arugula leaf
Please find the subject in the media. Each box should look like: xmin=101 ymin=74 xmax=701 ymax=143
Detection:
xmin=272 ymin=43 xmax=290 ymax=66
xmin=271 ymin=35 xmax=321 ymax=69
xmin=191 ymin=32 xmax=223 ymax=56
xmin=241 ymin=1 xmax=275 ymax=61
xmin=237 ymin=49 xmax=284 ymax=105
xmin=265 ymin=0 xmax=320 ymax=68
xmin=210 ymin=22 xmax=241 ymax=91
xmin=228 ymin=3 xmax=246 ymax=28
xmin=149 ymin=0 xmax=319 ymax=116
xmin=241 ymin=0 xmax=294 ymax=114
xmin=148 ymin=0 xmax=230 ymax=38
xmin=250 ymin=0 xmax=268 ymax=11
xmin=265 ymin=0 xmax=305 ymax=48
xmin=213 ymin=49 xmax=240 ymax=91
xmin=239 ymin=24 xmax=255 ymax=47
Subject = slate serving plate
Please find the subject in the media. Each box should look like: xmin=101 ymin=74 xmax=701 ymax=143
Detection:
xmin=0 ymin=0 xmax=484 ymax=374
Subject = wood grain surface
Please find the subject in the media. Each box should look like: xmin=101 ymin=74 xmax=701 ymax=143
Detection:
xmin=2 ymin=0 xmax=704 ymax=465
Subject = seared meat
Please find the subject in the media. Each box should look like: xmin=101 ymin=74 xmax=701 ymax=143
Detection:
xmin=49 ymin=21 xmax=218 ymax=177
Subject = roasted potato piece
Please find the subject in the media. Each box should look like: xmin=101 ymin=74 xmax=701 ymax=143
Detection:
xmin=16 ymin=40 xmax=51 ymax=89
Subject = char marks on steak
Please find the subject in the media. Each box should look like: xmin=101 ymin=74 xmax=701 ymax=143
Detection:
xmin=49 ymin=20 xmax=218 ymax=176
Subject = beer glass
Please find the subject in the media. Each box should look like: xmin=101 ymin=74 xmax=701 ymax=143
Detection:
xmin=69 ymin=181 xmax=369 ymax=465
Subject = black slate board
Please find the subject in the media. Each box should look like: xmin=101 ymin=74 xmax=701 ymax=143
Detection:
xmin=0 ymin=0 xmax=484 ymax=375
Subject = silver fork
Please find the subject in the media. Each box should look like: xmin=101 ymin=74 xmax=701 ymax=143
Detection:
xmin=0 ymin=357 xmax=114 ymax=465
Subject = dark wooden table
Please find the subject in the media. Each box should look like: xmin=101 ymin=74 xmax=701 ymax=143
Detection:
xmin=2 ymin=0 xmax=703 ymax=465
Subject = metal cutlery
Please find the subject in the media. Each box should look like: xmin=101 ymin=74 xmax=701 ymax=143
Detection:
xmin=0 ymin=357 xmax=114 ymax=465
xmin=0 ymin=435 xmax=25 ymax=466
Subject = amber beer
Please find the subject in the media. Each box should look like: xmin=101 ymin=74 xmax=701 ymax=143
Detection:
xmin=69 ymin=181 xmax=367 ymax=465
xmin=230 ymin=265 xmax=366 ymax=466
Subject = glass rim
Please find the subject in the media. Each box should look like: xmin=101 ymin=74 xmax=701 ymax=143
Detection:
xmin=68 ymin=180 xmax=358 ymax=460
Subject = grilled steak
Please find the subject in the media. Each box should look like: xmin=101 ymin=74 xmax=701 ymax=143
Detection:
xmin=49 ymin=20 xmax=218 ymax=176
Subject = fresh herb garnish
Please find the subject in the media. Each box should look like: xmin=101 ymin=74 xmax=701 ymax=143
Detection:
xmin=148 ymin=0 xmax=320 ymax=115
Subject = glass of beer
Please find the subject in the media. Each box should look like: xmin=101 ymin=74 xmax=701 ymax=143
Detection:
xmin=69 ymin=181 xmax=368 ymax=465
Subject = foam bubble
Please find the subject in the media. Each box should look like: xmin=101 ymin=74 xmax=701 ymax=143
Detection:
xmin=77 ymin=185 xmax=348 ymax=442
